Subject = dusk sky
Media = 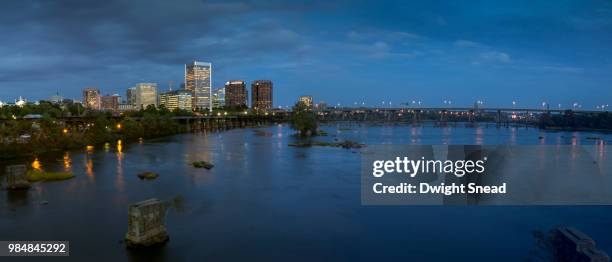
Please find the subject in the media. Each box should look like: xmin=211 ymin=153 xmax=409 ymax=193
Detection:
xmin=1 ymin=0 xmax=611 ymax=108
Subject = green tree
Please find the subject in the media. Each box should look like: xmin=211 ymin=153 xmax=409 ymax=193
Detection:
xmin=289 ymin=101 xmax=318 ymax=136
xmin=119 ymin=117 xmax=144 ymax=140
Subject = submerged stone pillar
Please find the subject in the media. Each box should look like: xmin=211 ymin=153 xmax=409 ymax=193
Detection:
xmin=125 ymin=198 xmax=169 ymax=248
xmin=553 ymin=227 xmax=609 ymax=262
xmin=5 ymin=165 xmax=30 ymax=190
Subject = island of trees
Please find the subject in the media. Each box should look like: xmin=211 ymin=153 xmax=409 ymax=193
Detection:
xmin=539 ymin=111 xmax=612 ymax=131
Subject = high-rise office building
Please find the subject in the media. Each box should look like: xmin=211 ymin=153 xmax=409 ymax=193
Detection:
xmin=126 ymin=87 xmax=136 ymax=106
xmin=159 ymin=90 xmax=192 ymax=111
xmin=101 ymin=94 xmax=120 ymax=111
xmin=212 ymin=87 xmax=225 ymax=109
xmin=224 ymin=80 xmax=248 ymax=109
xmin=185 ymin=61 xmax=212 ymax=111
xmin=83 ymin=88 xmax=101 ymax=110
xmin=251 ymin=80 xmax=273 ymax=111
xmin=298 ymin=95 xmax=313 ymax=109
xmin=135 ymin=83 xmax=158 ymax=109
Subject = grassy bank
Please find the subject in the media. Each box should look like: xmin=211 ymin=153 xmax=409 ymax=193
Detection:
xmin=27 ymin=169 xmax=75 ymax=182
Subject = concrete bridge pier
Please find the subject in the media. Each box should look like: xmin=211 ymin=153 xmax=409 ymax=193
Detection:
xmin=5 ymin=165 xmax=30 ymax=190
xmin=125 ymin=198 xmax=169 ymax=248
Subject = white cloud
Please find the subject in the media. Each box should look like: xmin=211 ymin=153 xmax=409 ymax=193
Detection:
xmin=479 ymin=51 xmax=511 ymax=63
xmin=454 ymin=40 xmax=481 ymax=48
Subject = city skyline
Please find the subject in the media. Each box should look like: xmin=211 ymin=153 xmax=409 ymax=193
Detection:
xmin=0 ymin=1 xmax=612 ymax=108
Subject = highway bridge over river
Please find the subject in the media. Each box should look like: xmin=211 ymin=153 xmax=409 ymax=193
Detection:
xmin=3 ymin=106 xmax=605 ymax=130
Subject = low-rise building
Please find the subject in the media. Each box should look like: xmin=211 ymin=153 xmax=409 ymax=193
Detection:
xmin=159 ymin=90 xmax=192 ymax=111
xmin=298 ymin=95 xmax=313 ymax=109
xmin=101 ymin=94 xmax=121 ymax=112
xmin=212 ymin=87 xmax=225 ymax=109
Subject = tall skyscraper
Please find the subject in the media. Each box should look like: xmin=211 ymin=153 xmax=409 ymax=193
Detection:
xmin=83 ymin=88 xmax=101 ymax=110
xmin=101 ymin=94 xmax=120 ymax=112
xmin=126 ymin=87 xmax=136 ymax=106
xmin=185 ymin=61 xmax=212 ymax=111
xmin=251 ymin=80 xmax=273 ymax=111
xmin=212 ymin=87 xmax=225 ymax=109
xmin=135 ymin=83 xmax=158 ymax=109
xmin=224 ymin=80 xmax=248 ymax=109
xmin=159 ymin=90 xmax=192 ymax=111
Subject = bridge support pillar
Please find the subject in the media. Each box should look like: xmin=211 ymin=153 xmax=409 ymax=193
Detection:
xmin=125 ymin=198 xmax=168 ymax=248
xmin=5 ymin=165 xmax=30 ymax=190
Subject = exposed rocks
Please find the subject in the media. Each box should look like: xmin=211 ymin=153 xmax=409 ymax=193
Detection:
xmin=288 ymin=140 xmax=365 ymax=149
xmin=192 ymin=161 xmax=214 ymax=169
xmin=137 ymin=172 xmax=158 ymax=180
xmin=338 ymin=140 xmax=365 ymax=149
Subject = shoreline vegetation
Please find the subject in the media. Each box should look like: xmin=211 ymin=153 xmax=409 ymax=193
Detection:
xmin=1 ymin=102 xmax=611 ymax=159
xmin=539 ymin=111 xmax=612 ymax=132
xmin=0 ymin=102 xmax=239 ymax=159
xmin=26 ymin=169 xmax=74 ymax=182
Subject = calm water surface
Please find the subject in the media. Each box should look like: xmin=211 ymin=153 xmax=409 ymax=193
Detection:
xmin=1 ymin=123 xmax=611 ymax=261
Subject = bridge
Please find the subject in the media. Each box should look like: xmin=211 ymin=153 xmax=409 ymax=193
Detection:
xmin=316 ymin=106 xmax=605 ymax=124
xmin=319 ymin=106 xmax=602 ymax=114
xmin=2 ymin=106 xmax=606 ymax=129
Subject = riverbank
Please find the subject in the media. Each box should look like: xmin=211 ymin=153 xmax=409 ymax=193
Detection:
xmin=542 ymin=126 xmax=612 ymax=133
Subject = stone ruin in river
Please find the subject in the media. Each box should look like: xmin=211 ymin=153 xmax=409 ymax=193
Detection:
xmin=125 ymin=198 xmax=169 ymax=248
xmin=4 ymin=165 xmax=30 ymax=190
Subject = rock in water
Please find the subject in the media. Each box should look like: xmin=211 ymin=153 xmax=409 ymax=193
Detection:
xmin=5 ymin=165 xmax=31 ymax=190
xmin=192 ymin=161 xmax=214 ymax=169
xmin=125 ymin=199 xmax=169 ymax=248
xmin=137 ymin=172 xmax=158 ymax=180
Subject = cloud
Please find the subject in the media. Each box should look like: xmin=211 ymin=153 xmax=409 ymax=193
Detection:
xmin=454 ymin=40 xmax=481 ymax=48
xmin=0 ymin=0 xmax=324 ymax=84
xmin=346 ymin=29 xmax=422 ymax=42
xmin=478 ymin=51 xmax=511 ymax=63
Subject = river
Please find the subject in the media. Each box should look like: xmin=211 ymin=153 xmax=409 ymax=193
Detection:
xmin=1 ymin=123 xmax=611 ymax=261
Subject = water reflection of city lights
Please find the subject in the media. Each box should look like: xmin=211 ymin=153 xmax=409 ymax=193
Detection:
xmin=31 ymin=158 xmax=42 ymax=170
xmin=86 ymin=145 xmax=94 ymax=152
xmin=85 ymin=158 xmax=94 ymax=180
xmin=104 ymin=142 xmax=110 ymax=152
xmin=63 ymin=152 xmax=71 ymax=170
xmin=117 ymin=140 xmax=123 ymax=153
